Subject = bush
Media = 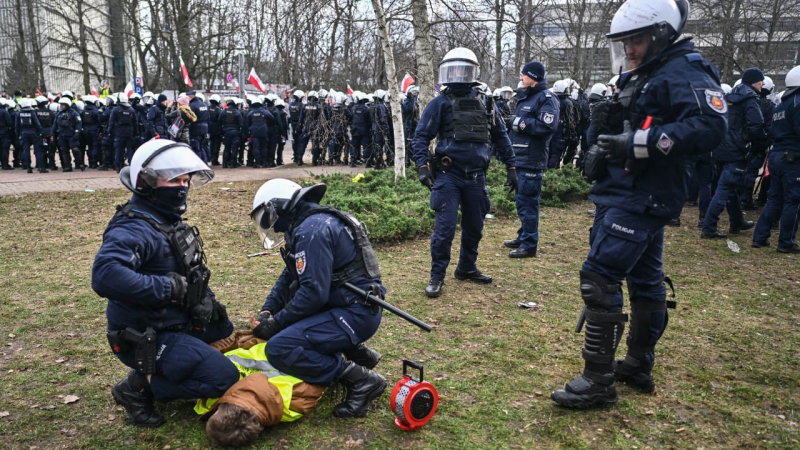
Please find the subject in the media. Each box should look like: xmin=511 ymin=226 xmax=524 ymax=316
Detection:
xmin=314 ymin=163 xmax=590 ymax=242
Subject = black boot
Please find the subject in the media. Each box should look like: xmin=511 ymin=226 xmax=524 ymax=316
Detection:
xmin=343 ymin=343 xmax=382 ymax=369
xmin=454 ymin=268 xmax=492 ymax=284
xmin=551 ymin=307 xmax=626 ymax=409
xmin=614 ymin=356 xmax=655 ymax=393
xmin=425 ymin=279 xmax=444 ymax=298
xmin=332 ymin=361 xmax=387 ymax=418
xmin=111 ymin=370 xmax=165 ymax=428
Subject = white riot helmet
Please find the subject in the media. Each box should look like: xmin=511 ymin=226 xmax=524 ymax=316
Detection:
xmin=374 ymin=89 xmax=386 ymax=100
xmin=143 ymin=91 xmax=154 ymax=99
xmin=275 ymin=99 xmax=285 ymax=108
xmin=118 ymin=93 xmax=130 ymax=106
xmin=58 ymin=97 xmax=72 ymax=108
xmin=62 ymin=90 xmax=74 ymax=100
xmin=196 ymin=92 xmax=205 ymax=102
xmin=785 ymin=65 xmax=800 ymax=98
xmin=250 ymin=179 xmax=327 ymax=250
xmin=75 ymin=100 xmax=85 ymax=111
xmin=439 ymin=47 xmax=480 ymax=85
xmin=318 ymin=89 xmax=329 ymax=98
xmin=721 ymin=83 xmax=732 ymax=94
xmin=762 ymin=76 xmax=774 ymax=93
xmin=607 ymin=0 xmax=688 ymax=74
xmin=500 ymin=86 xmax=514 ymax=100
xmin=609 ymin=75 xmax=620 ymax=87
xmin=35 ymin=95 xmax=47 ymax=105
xmin=589 ymin=83 xmax=608 ymax=100
xmin=49 ymin=102 xmax=59 ymax=113
xmin=307 ymin=90 xmax=318 ymax=100
xmin=492 ymin=88 xmax=501 ymax=99
xmin=367 ymin=94 xmax=375 ymax=103
xmin=121 ymin=140 xmax=214 ymax=213
xmin=475 ymin=83 xmax=489 ymax=94
xmin=292 ymin=90 xmax=305 ymax=99
xmin=407 ymin=85 xmax=419 ymax=95
xmin=570 ymin=90 xmax=580 ymax=101
xmin=178 ymin=92 xmax=187 ymax=99
xmin=83 ymin=94 xmax=96 ymax=103
xmin=18 ymin=98 xmax=29 ymax=108
xmin=266 ymin=93 xmax=279 ymax=103
xmin=733 ymin=79 xmax=742 ymax=88
xmin=209 ymin=94 xmax=221 ymax=104
xmin=106 ymin=95 xmax=117 ymax=106
xmin=552 ymin=80 xmax=569 ymax=94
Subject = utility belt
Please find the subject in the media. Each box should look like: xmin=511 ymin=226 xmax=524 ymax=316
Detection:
xmin=351 ymin=284 xmax=383 ymax=314
xmin=430 ymin=154 xmax=483 ymax=179
xmin=107 ymin=327 xmax=159 ymax=374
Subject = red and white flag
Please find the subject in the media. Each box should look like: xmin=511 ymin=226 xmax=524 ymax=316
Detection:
xmin=180 ymin=57 xmax=193 ymax=88
xmin=248 ymin=68 xmax=266 ymax=93
xmin=401 ymin=73 xmax=415 ymax=93
xmin=346 ymin=83 xmax=353 ymax=95
xmin=123 ymin=82 xmax=134 ymax=98
xmin=90 ymin=86 xmax=98 ymax=96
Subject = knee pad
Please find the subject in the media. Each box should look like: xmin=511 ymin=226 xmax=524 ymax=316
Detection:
xmin=580 ymin=270 xmax=622 ymax=310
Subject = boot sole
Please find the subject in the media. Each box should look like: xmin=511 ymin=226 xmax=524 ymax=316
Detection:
xmin=111 ymin=386 xmax=166 ymax=428
xmin=453 ymin=275 xmax=492 ymax=284
xmin=550 ymin=390 xmax=618 ymax=409
xmin=614 ymin=376 xmax=655 ymax=394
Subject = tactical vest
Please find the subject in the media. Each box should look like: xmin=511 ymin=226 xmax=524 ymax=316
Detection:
xmin=118 ymin=108 xmax=134 ymax=127
xmin=209 ymin=105 xmax=221 ymax=123
xmin=20 ymin=111 xmax=34 ymax=127
xmin=81 ymin=109 xmax=96 ymax=126
xmin=36 ymin=109 xmax=52 ymax=128
xmin=289 ymin=103 xmax=301 ymax=122
xmin=250 ymin=110 xmax=266 ymax=127
xmin=223 ymin=109 xmax=238 ymax=126
xmin=56 ymin=111 xmax=71 ymax=128
xmin=352 ymin=106 xmax=367 ymax=127
xmin=106 ymin=202 xmax=210 ymax=305
xmin=305 ymin=104 xmax=319 ymax=121
xmin=282 ymin=206 xmax=381 ymax=289
xmin=440 ymin=94 xmax=491 ymax=144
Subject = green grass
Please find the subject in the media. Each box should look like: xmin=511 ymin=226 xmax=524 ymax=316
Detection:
xmin=0 ymin=176 xmax=798 ymax=449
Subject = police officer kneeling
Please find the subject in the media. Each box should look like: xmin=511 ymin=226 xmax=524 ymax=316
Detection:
xmin=551 ymin=0 xmax=728 ymax=408
xmin=92 ymin=140 xmax=238 ymax=427
xmin=249 ymin=179 xmax=385 ymax=418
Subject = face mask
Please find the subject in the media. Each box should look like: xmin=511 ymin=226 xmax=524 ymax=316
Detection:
xmin=154 ymin=186 xmax=189 ymax=213
xmin=273 ymin=216 xmax=291 ymax=233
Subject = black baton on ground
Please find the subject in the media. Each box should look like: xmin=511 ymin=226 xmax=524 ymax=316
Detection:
xmin=343 ymin=282 xmax=432 ymax=332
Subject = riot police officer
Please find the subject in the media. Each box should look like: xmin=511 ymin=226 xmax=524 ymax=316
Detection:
xmin=219 ymin=98 xmax=243 ymax=168
xmin=288 ymin=90 xmax=305 ymax=165
xmin=412 ymin=47 xmax=517 ymax=298
xmin=52 ymin=98 xmax=82 ymax=172
xmin=741 ymin=76 xmax=776 ymax=209
xmin=188 ymin=91 xmax=210 ymax=163
xmin=275 ymin=99 xmax=289 ymax=165
xmin=701 ymin=68 xmax=768 ymax=239
xmin=34 ymin=97 xmax=56 ymax=170
xmin=80 ymin=95 xmax=102 ymax=169
xmin=0 ymin=99 xmax=13 ymax=170
xmin=349 ymin=92 xmax=371 ymax=167
xmin=249 ymin=178 xmax=385 ymax=418
xmin=15 ymin=98 xmax=46 ymax=173
xmin=245 ymin=96 xmax=274 ymax=168
xmin=551 ymin=0 xmax=728 ymax=408
xmin=299 ymin=91 xmax=322 ymax=165
xmin=207 ymin=94 xmax=223 ymax=166
xmin=92 ymin=139 xmax=237 ymax=427
xmin=402 ymin=86 xmax=420 ymax=166
xmin=264 ymin=94 xmax=285 ymax=167
xmin=503 ymin=61 xmax=559 ymax=258
xmin=98 ymin=95 xmax=117 ymax=171
xmin=108 ymin=95 xmax=140 ymax=172
xmin=548 ymin=80 xmax=577 ymax=169
xmin=752 ymin=65 xmax=800 ymax=254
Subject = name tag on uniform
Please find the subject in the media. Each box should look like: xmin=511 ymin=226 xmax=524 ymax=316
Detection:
xmin=199 ymin=107 xmax=208 ymax=111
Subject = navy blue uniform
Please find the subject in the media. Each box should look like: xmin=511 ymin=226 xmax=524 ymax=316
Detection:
xmin=288 ymin=99 xmax=305 ymax=163
xmin=146 ymin=103 xmax=168 ymax=139
xmin=265 ymin=105 xmax=284 ymax=166
xmin=219 ymin=106 xmax=242 ymax=166
xmin=349 ymin=103 xmax=371 ymax=162
xmin=35 ymin=105 xmax=56 ymax=168
xmin=586 ymin=39 xmax=727 ymax=367
xmin=15 ymin=106 xmax=44 ymax=170
xmin=108 ymin=105 xmax=139 ymax=168
xmin=208 ymin=103 xmax=223 ymax=164
xmin=92 ymin=195 xmax=238 ymax=401
xmin=262 ymin=202 xmax=383 ymax=385
xmin=402 ymin=96 xmax=419 ymax=164
xmin=189 ymin=97 xmax=210 ymax=162
xmin=246 ymin=106 xmax=274 ymax=166
xmin=702 ymin=83 xmax=767 ymax=234
xmin=0 ymin=107 xmax=12 ymax=168
xmin=753 ymin=91 xmax=800 ymax=250
xmin=275 ymin=107 xmax=289 ymax=164
xmin=52 ymin=108 xmax=82 ymax=170
xmin=741 ymin=95 xmax=776 ymax=205
xmin=299 ymin=101 xmax=322 ymax=163
xmin=100 ymin=105 xmax=115 ymax=168
xmin=79 ymin=103 xmax=101 ymax=167
xmin=508 ymin=82 xmax=559 ymax=251
xmin=412 ymin=86 xmax=516 ymax=281
xmin=548 ymin=93 xmax=576 ymax=168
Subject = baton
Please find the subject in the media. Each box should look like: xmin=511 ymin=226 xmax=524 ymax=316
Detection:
xmin=575 ymin=307 xmax=587 ymax=333
xmin=247 ymin=251 xmax=280 ymax=258
xmin=343 ymin=282 xmax=432 ymax=332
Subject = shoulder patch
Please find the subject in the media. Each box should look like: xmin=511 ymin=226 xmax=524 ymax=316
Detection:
xmin=685 ymin=53 xmax=704 ymax=62
xmin=543 ymin=112 xmax=555 ymax=124
xmin=705 ymin=89 xmax=728 ymax=114
xmin=295 ymin=250 xmax=306 ymax=275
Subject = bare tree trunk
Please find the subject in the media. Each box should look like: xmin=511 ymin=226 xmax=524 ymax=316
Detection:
xmin=370 ymin=0 xmax=405 ymax=179
xmin=494 ymin=0 xmax=505 ymax=87
xmin=324 ymin=0 xmax=341 ymax=87
xmin=24 ymin=0 xmax=45 ymax=90
xmin=411 ymin=0 xmax=435 ymax=110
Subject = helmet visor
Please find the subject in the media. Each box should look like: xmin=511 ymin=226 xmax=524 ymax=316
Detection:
xmin=439 ymin=61 xmax=479 ymax=84
xmin=609 ymin=28 xmax=670 ymax=75
xmin=139 ymin=144 xmax=214 ymax=189
xmin=250 ymin=203 xmax=284 ymax=250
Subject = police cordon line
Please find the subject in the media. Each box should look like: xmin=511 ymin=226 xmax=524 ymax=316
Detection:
xmin=73 ymin=0 xmax=800 ymax=445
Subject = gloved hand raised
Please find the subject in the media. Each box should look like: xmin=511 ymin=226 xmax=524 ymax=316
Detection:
xmin=597 ymin=120 xmax=633 ymax=160
xmin=505 ymin=168 xmax=518 ymax=193
xmin=418 ymin=165 xmax=434 ymax=190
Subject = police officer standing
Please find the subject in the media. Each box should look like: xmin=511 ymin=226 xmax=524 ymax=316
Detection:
xmin=80 ymin=95 xmax=101 ymax=169
xmin=752 ymin=66 xmax=800 ymax=254
xmin=34 ymin=96 xmax=55 ymax=171
xmin=349 ymin=92 xmax=371 ymax=167
xmin=245 ymin=96 xmax=274 ymax=168
xmin=551 ymin=0 xmax=728 ymax=408
xmin=188 ymin=91 xmax=210 ymax=163
xmin=92 ymin=139 xmax=238 ymax=427
xmin=146 ymin=94 xmax=169 ymax=141
xmin=701 ymin=68 xmax=768 ymax=239
xmin=503 ymin=61 xmax=559 ymax=258
xmin=15 ymin=98 xmax=46 ymax=173
xmin=52 ymin=98 xmax=82 ymax=172
xmin=108 ymin=94 xmax=140 ymax=172
xmin=207 ymin=95 xmax=223 ymax=166
xmin=0 ymin=99 xmax=13 ymax=170
xmin=402 ymin=86 xmax=420 ymax=166
xmin=249 ymin=179 xmax=385 ymax=418
xmin=219 ymin=98 xmax=242 ymax=168
xmin=412 ymin=47 xmax=517 ymax=298
xmin=288 ymin=90 xmax=305 ymax=165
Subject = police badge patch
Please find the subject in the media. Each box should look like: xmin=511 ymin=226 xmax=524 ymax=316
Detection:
xmin=543 ymin=113 xmax=554 ymax=124
xmin=519 ymin=121 xmax=526 ymax=130
xmin=657 ymin=133 xmax=674 ymax=155
xmin=705 ymin=89 xmax=728 ymax=114
xmin=295 ymin=251 xmax=306 ymax=275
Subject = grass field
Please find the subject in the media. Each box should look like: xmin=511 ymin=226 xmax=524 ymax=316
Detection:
xmin=0 ymin=177 xmax=798 ymax=450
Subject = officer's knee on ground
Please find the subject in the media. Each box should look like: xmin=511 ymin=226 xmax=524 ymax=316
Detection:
xmin=579 ymin=270 xmax=621 ymax=311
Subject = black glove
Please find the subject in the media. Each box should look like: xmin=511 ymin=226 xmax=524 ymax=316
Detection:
xmin=418 ymin=165 xmax=434 ymax=190
xmin=190 ymin=294 xmax=214 ymax=330
xmin=211 ymin=300 xmax=228 ymax=323
xmin=505 ymin=168 xmax=518 ymax=193
xmin=257 ymin=311 xmax=273 ymax=323
xmin=597 ymin=120 xmax=633 ymax=160
xmin=252 ymin=317 xmax=282 ymax=341
xmin=168 ymin=272 xmax=188 ymax=306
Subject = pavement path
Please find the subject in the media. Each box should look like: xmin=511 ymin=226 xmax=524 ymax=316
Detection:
xmin=0 ymin=149 xmax=365 ymax=196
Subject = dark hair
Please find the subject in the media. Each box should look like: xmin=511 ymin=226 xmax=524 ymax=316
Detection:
xmin=206 ymin=403 xmax=263 ymax=447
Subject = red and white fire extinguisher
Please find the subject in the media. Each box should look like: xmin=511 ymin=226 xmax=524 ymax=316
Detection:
xmin=390 ymin=360 xmax=440 ymax=431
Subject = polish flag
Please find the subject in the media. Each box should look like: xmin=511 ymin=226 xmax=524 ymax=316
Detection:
xmin=90 ymin=86 xmax=98 ymax=96
xmin=346 ymin=83 xmax=353 ymax=95
xmin=123 ymin=82 xmax=134 ymax=98
xmin=400 ymin=73 xmax=415 ymax=93
xmin=180 ymin=57 xmax=193 ymax=88
xmin=248 ymin=68 xmax=266 ymax=93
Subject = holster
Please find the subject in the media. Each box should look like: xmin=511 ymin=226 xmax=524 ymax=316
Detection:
xmin=185 ymin=265 xmax=210 ymax=308
xmin=107 ymin=327 xmax=158 ymax=375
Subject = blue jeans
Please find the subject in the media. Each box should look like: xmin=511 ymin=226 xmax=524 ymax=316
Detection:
xmin=584 ymin=206 xmax=669 ymax=363
xmin=429 ymin=170 xmax=491 ymax=280
xmin=514 ymin=169 xmax=543 ymax=250
xmin=266 ymin=305 xmax=382 ymax=385
xmin=703 ymin=161 xmax=746 ymax=233
xmin=753 ymin=151 xmax=800 ymax=249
